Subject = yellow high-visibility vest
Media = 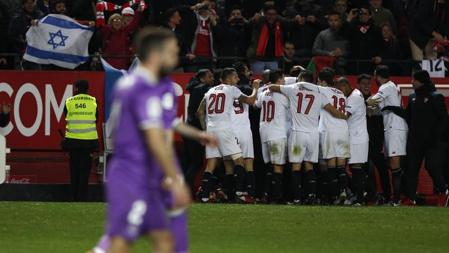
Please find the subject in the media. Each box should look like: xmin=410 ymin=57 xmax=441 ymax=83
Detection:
xmin=65 ymin=94 xmax=98 ymax=140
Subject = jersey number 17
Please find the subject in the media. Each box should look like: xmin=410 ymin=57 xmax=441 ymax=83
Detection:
xmin=296 ymin=92 xmax=315 ymax=115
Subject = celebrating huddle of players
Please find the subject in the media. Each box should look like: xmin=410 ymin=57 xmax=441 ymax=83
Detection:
xmin=197 ymin=65 xmax=408 ymax=207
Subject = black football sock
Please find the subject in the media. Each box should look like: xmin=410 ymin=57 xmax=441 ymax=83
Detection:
xmin=224 ymin=174 xmax=234 ymax=198
xmin=210 ymin=174 xmax=218 ymax=192
xmin=234 ymin=165 xmax=246 ymax=194
xmin=272 ymin=172 xmax=283 ymax=201
xmin=264 ymin=166 xmax=273 ymax=198
xmin=306 ymin=170 xmax=317 ymax=197
xmin=246 ymin=171 xmax=256 ymax=197
xmin=337 ymin=166 xmax=348 ymax=193
xmin=320 ymin=170 xmax=330 ymax=201
xmin=201 ymin=172 xmax=212 ymax=198
xmin=328 ymin=167 xmax=338 ymax=200
xmin=391 ymin=168 xmax=403 ymax=202
xmin=291 ymin=171 xmax=302 ymax=201
xmin=351 ymin=167 xmax=364 ymax=202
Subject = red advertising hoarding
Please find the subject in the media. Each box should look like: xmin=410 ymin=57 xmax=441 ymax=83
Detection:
xmin=1 ymin=71 xmax=449 ymax=188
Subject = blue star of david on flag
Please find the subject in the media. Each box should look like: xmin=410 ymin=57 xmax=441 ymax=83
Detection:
xmin=24 ymin=14 xmax=94 ymax=69
xmin=48 ymin=30 xmax=68 ymax=49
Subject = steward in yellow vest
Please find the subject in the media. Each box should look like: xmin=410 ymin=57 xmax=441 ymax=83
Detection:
xmin=62 ymin=80 xmax=99 ymax=201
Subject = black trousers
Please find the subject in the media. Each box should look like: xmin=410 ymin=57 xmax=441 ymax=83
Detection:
xmin=69 ymin=149 xmax=93 ymax=201
xmin=406 ymin=142 xmax=448 ymax=199
xmin=365 ymin=141 xmax=391 ymax=200
xmin=183 ymin=136 xmax=205 ymax=192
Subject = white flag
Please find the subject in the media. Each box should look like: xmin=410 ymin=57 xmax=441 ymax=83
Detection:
xmin=23 ymin=14 xmax=94 ymax=69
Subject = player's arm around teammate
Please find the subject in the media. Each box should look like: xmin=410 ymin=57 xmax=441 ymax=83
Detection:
xmin=366 ymin=65 xmax=408 ymax=205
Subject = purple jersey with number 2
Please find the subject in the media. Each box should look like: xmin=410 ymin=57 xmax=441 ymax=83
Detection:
xmin=105 ymin=67 xmax=183 ymax=242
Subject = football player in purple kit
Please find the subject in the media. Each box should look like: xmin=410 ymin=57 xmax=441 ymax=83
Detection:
xmin=91 ymin=28 xmax=218 ymax=253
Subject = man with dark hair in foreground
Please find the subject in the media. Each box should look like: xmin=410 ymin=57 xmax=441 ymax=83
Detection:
xmin=96 ymin=27 xmax=217 ymax=253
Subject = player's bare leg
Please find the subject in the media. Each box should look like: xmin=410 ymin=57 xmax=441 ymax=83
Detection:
xmin=108 ymin=237 xmax=130 ymax=253
xmin=304 ymin=162 xmax=318 ymax=204
xmin=199 ymin=158 xmax=218 ymax=203
xmin=244 ymin=158 xmax=256 ymax=202
xmin=148 ymin=230 xmax=174 ymax=253
xmin=290 ymin=163 xmax=302 ymax=204
xmin=389 ymin=156 xmax=403 ymax=206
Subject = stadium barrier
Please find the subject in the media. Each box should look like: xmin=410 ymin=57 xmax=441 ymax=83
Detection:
xmin=1 ymin=71 xmax=449 ymax=187
xmin=0 ymin=135 xmax=11 ymax=184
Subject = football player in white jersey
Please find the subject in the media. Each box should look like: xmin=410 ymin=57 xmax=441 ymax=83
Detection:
xmin=366 ymin=65 xmax=408 ymax=206
xmin=269 ymin=70 xmax=347 ymax=204
xmin=336 ymin=77 xmax=369 ymax=205
xmin=232 ymin=88 xmax=255 ymax=201
xmin=197 ymin=68 xmax=261 ymax=203
xmin=301 ymin=68 xmax=349 ymax=205
xmin=256 ymin=70 xmax=290 ymax=202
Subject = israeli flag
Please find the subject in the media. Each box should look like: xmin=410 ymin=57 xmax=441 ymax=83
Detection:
xmin=23 ymin=14 xmax=94 ymax=69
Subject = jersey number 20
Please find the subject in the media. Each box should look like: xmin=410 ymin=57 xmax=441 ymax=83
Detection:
xmin=208 ymin=93 xmax=226 ymax=114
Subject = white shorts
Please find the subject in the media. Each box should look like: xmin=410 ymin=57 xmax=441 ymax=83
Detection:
xmin=319 ymin=130 xmax=350 ymax=160
xmin=288 ymin=130 xmax=319 ymax=163
xmin=205 ymin=128 xmax=242 ymax=159
xmin=261 ymin=138 xmax=287 ymax=165
xmin=385 ymin=129 xmax=407 ymax=157
xmin=349 ymin=142 xmax=369 ymax=164
xmin=234 ymin=127 xmax=254 ymax=159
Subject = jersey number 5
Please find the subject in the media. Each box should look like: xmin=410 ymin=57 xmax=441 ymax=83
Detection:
xmin=208 ymin=93 xmax=226 ymax=114
xmin=296 ymin=93 xmax=314 ymax=115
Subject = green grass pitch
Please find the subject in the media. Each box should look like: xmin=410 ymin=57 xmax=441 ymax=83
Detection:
xmin=0 ymin=202 xmax=448 ymax=253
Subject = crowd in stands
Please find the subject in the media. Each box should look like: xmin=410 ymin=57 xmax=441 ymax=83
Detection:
xmin=0 ymin=0 xmax=448 ymax=75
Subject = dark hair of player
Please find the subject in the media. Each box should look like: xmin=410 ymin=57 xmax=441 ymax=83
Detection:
xmin=135 ymin=27 xmax=176 ymax=62
xmin=318 ymin=67 xmax=335 ymax=86
xmin=298 ymin=70 xmax=314 ymax=83
xmin=289 ymin=65 xmax=305 ymax=78
xmin=75 ymin=80 xmax=89 ymax=93
xmin=375 ymin=65 xmax=390 ymax=79
xmin=221 ymin=68 xmax=237 ymax=81
xmin=336 ymin=77 xmax=350 ymax=86
xmin=197 ymin=69 xmax=211 ymax=80
xmin=357 ymin=74 xmax=371 ymax=83
xmin=269 ymin=69 xmax=284 ymax=84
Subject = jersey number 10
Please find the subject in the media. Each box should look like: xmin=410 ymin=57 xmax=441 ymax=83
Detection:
xmin=262 ymin=101 xmax=275 ymax=122
xmin=208 ymin=93 xmax=226 ymax=114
